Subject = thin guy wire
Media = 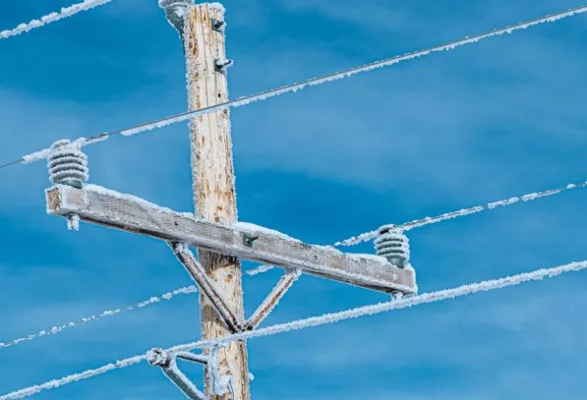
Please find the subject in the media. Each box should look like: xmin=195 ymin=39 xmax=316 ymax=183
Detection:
xmin=2 ymin=259 xmax=585 ymax=400
xmin=2 ymin=4 xmax=587 ymax=170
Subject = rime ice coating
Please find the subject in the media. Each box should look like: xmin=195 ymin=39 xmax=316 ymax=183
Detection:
xmin=335 ymin=180 xmax=587 ymax=247
xmin=118 ymin=5 xmax=587 ymax=137
xmin=14 ymin=5 xmax=587 ymax=165
xmin=0 ymin=0 xmax=113 ymax=40
xmin=3 ymin=259 xmax=586 ymax=400
xmin=0 ymin=286 xmax=197 ymax=351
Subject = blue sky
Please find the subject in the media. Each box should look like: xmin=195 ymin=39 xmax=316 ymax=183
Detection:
xmin=2 ymin=0 xmax=587 ymax=398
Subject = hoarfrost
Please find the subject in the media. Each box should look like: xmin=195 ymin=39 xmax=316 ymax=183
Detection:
xmin=0 ymin=0 xmax=113 ymax=40
xmin=4 ymin=259 xmax=586 ymax=400
xmin=0 ymin=285 xmax=197 ymax=352
xmin=21 ymin=148 xmax=51 ymax=164
xmin=119 ymin=5 xmax=587 ymax=138
xmin=336 ymin=180 xmax=587 ymax=247
xmin=234 ymin=222 xmax=301 ymax=243
xmin=207 ymin=2 xmax=226 ymax=12
xmin=246 ymin=264 xmax=275 ymax=276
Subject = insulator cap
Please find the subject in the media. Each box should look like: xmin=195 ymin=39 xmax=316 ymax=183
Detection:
xmin=374 ymin=225 xmax=410 ymax=268
xmin=47 ymin=139 xmax=89 ymax=189
xmin=159 ymin=0 xmax=194 ymax=36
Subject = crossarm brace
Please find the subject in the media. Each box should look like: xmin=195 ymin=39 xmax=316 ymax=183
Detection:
xmin=245 ymin=268 xmax=301 ymax=330
xmin=170 ymin=242 xmax=244 ymax=333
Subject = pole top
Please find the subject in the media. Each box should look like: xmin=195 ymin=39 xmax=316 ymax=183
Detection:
xmin=158 ymin=0 xmax=194 ymax=37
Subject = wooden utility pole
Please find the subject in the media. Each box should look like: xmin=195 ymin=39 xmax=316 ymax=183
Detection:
xmin=44 ymin=2 xmax=417 ymax=398
xmin=183 ymin=4 xmax=249 ymax=400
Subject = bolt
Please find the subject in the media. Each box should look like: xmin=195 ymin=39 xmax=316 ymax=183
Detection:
xmin=243 ymin=234 xmax=259 ymax=247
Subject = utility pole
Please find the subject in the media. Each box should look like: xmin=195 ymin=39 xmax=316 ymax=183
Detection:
xmin=43 ymin=2 xmax=417 ymax=398
xmin=160 ymin=1 xmax=249 ymax=399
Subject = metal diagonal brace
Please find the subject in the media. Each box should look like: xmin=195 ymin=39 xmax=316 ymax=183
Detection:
xmin=148 ymin=348 xmax=209 ymax=400
xmin=245 ymin=268 xmax=302 ymax=330
xmin=170 ymin=242 xmax=245 ymax=333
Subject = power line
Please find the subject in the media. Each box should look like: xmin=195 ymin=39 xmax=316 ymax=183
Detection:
xmin=246 ymin=178 xmax=587 ymax=276
xmin=8 ymin=175 xmax=582 ymax=349
xmin=0 ymin=0 xmax=114 ymax=40
xmin=3 ymin=259 xmax=585 ymax=400
xmin=335 ymin=179 xmax=587 ymax=247
xmin=3 ymin=4 xmax=587 ymax=171
xmin=0 ymin=285 xmax=197 ymax=352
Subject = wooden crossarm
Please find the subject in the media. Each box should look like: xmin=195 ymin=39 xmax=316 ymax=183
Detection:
xmin=45 ymin=184 xmax=417 ymax=294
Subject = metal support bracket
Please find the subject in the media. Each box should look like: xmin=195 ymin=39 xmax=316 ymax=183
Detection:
xmin=214 ymin=58 xmax=234 ymax=74
xmin=245 ymin=268 xmax=302 ymax=330
xmin=211 ymin=18 xmax=226 ymax=33
xmin=170 ymin=242 xmax=245 ymax=333
xmin=148 ymin=348 xmax=209 ymax=400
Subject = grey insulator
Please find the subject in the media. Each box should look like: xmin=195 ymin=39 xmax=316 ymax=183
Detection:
xmin=159 ymin=0 xmax=194 ymax=37
xmin=374 ymin=225 xmax=410 ymax=268
xmin=47 ymin=140 xmax=89 ymax=189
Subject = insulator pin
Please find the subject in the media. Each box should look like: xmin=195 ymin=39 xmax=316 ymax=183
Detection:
xmin=374 ymin=225 xmax=410 ymax=268
xmin=47 ymin=139 xmax=89 ymax=189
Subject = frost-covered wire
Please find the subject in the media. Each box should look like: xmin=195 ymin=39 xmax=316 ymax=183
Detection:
xmin=249 ymin=179 xmax=587 ymax=276
xmin=4 ymin=259 xmax=586 ymax=400
xmin=335 ymin=180 xmax=587 ymax=247
xmin=246 ymin=264 xmax=275 ymax=276
xmin=3 ymin=4 xmax=587 ymax=170
xmin=0 ymin=0 xmax=113 ymax=40
xmin=0 ymin=285 xmax=197 ymax=351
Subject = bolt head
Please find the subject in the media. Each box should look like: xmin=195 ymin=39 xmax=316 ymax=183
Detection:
xmin=147 ymin=348 xmax=171 ymax=367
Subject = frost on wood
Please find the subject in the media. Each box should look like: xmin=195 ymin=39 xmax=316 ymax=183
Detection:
xmin=336 ymin=179 xmax=587 ymax=247
xmin=49 ymin=184 xmax=414 ymax=293
xmin=207 ymin=2 xmax=226 ymax=12
xmin=0 ymin=286 xmax=197 ymax=352
xmin=119 ymin=5 xmax=587 ymax=138
xmin=4 ymin=259 xmax=587 ymax=400
xmin=234 ymin=222 xmax=301 ymax=243
xmin=85 ymin=184 xmax=196 ymax=218
xmin=0 ymin=0 xmax=113 ymax=40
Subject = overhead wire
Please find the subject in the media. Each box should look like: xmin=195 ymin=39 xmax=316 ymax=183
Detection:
xmin=2 ymin=3 xmax=587 ymax=398
xmin=5 ymin=176 xmax=585 ymax=347
xmin=0 ymin=0 xmax=114 ymax=40
xmin=246 ymin=178 xmax=587 ymax=276
xmin=0 ymin=285 xmax=197 ymax=351
xmin=335 ymin=179 xmax=587 ymax=247
xmin=2 ymin=4 xmax=587 ymax=171
xmin=3 ymin=259 xmax=586 ymax=400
